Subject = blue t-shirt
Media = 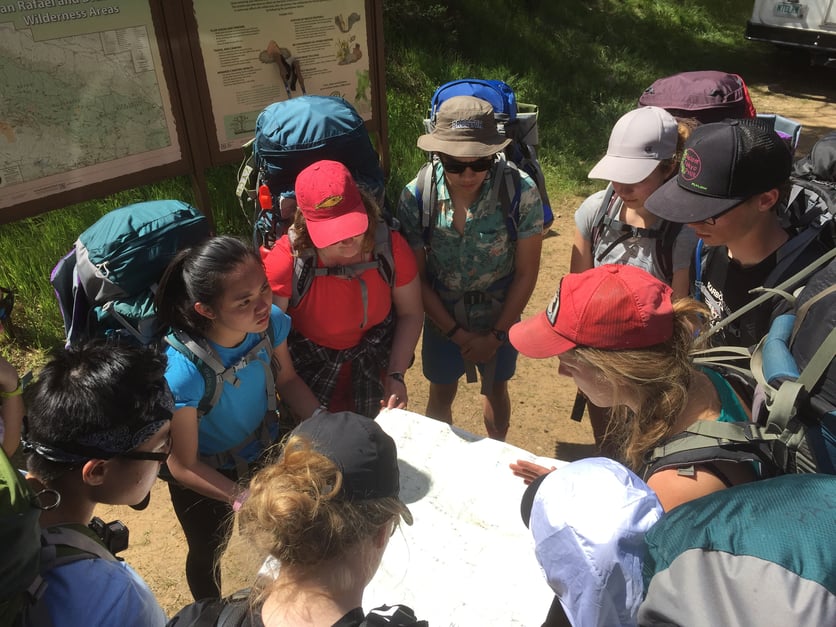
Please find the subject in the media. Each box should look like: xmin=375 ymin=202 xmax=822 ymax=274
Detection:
xmin=44 ymin=558 xmax=166 ymax=627
xmin=165 ymin=305 xmax=291 ymax=462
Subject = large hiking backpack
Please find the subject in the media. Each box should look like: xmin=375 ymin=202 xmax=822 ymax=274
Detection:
xmin=638 ymin=474 xmax=836 ymax=626
xmin=787 ymin=131 xmax=836 ymax=229
xmin=0 ymin=446 xmax=119 ymax=627
xmin=236 ymin=96 xmax=385 ymax=254
xmin=421 ymin=78 xmax=554 ymax=231
xmin=590 ymin=184 xmax=683 ymax=284
xmin=645 ymin=251 xmax=836 ymax=478
xmin=637 ymin=71 xmax=757 ymax=124
xmin=50 ymin=200 xmax=210 ymax=347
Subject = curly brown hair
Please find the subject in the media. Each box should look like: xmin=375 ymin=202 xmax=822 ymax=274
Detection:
xmin=289 ymin=189 xmax=383 ymax=256
xmin=569 ymin=297 xmax=710 ymax=469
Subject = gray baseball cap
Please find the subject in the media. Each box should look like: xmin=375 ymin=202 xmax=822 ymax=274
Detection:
xmin=588 ymin=106 xmax=679 ymax=184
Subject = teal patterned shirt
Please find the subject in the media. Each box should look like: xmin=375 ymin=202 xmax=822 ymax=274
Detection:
xmin=398 ymin=161 xmax=544 ymax=330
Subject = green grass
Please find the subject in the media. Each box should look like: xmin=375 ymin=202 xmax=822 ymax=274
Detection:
xmin=0 ymin=0 xmax=785 ymax=369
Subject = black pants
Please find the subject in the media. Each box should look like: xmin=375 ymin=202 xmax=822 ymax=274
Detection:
xmin=168 ymin=470 xmax=237 ymax=601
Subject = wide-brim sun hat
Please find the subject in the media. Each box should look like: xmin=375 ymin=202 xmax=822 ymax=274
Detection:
xmin=588 ymin=106 xmax=679 ymax=185
xmin=417 ymin=95 xmax=511 ymax=158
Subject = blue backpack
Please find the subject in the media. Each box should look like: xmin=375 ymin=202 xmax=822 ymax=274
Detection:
xmin=419 ymin=78 xmax=554 ymax=234
xmin=236 ymin=96 xmax=386 ymax=253
xmin=50 ymin=200 xmax=210 ymax=347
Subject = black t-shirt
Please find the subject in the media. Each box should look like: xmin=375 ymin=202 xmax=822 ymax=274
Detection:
xmin=698 ymin=228 xmax=833 ymax=348
xmin=699 ymin=248 xmax=778 ymax=348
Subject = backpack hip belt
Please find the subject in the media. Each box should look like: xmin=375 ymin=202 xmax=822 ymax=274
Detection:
xmin=199 ymin=409 xmax=280 ymax=477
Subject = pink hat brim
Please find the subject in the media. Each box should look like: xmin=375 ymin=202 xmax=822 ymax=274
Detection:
xmin=510 ymin=311 xmax=577 ymax=359
xmin=307 ymin=211 xmax=369 ymax=249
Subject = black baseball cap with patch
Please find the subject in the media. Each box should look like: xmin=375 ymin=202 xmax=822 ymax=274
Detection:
xmin=292 ymin=410 xmax=413 ymax=524
xmin=645 ymin=119 xmax=792 ymax=223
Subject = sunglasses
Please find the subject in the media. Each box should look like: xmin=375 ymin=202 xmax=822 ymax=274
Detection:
xmin=440 ymin=156 xmax=494 ymax=174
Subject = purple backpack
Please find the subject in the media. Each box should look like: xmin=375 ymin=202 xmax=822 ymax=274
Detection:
xmin=637 ymin=70 xmax=757 ymax=123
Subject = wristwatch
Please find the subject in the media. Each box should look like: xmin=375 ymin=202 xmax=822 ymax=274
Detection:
xmin=388 ymin=372 xmax=406 ymax=384
xmin=491 ymin=328 xmax=508 ymax=342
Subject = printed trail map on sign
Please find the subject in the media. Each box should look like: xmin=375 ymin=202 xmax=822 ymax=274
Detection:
xmin=0 ymin=1 xmax=180 ymax=211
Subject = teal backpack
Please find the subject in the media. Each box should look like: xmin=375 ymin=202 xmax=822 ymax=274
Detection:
xmin=0 ymin=448 xmax=117 ymax=627
xmin=50 ymin=200 xmax=211 ymax=347
xmin=639 ymin=474 xmax=836 ymax=626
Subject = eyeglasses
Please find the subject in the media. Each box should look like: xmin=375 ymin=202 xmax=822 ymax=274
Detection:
xmin=698 ymin=202 xmax=742 ymax=226
xmin=117 ymin=450 xmax=170 ymax=462
xmin=440 ymin=156 xmax=494 ymax=174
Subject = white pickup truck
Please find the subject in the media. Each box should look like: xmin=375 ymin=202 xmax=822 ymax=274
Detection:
xmin=746 ymin=0 xmax=836 ymax=66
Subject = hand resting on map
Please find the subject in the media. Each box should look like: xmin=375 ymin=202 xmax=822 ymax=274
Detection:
xmin=510 ymin=459 xmax=556 ymax=485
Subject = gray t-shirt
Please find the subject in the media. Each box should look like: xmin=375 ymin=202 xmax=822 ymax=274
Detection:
xmin=575 ymin=188 xmax=697 ymax=283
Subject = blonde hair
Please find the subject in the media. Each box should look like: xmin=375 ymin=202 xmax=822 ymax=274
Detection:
xmin=570 ymin=298 xmax=709 ymax=469
xmin=238 ymin=434 xmax=404 ymax=569
xmin=290 ymin=188 xmax=383 ymax=255
xmin=657 ymin=117 xmax=700 ymax=179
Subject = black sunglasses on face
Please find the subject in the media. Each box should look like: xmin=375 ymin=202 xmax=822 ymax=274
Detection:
xmin=440 ymin=156 xmax=494 ymax=174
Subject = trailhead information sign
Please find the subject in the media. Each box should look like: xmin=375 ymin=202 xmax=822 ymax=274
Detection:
xmin=0 ymin=1 xmax=181 ymax=211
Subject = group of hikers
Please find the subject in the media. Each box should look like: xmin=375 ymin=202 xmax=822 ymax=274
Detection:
xmin=2 ymin=72 xmax=835 ymax=627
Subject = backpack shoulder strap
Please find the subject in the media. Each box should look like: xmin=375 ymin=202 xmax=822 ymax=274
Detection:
xmin=372 ymin=220 xmax=396 ymax=287
xmin=498 ymin=157 xmax=522 ymax=241
xmin=415 ymin=160 xmax=438 ymax=248
xmin=290 ymin=248 xmax=317 ymax=309
xmin=655 ymin=219 xmax=684 ymax=284
xmin=642 ymin=420 xmax=779 ymax=480
xmin=590 ymin=184 xmax=618 ymax=249
xmin=164 ymin=326 xmax=276 ymax=417
xmin=165 ymin=330 xmax=226 ymax=417
xmin=40 ymin=526 xmax=117 ymax=571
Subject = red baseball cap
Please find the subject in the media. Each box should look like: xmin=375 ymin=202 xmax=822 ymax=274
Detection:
xmin=509 ymin=265 xmax=674 ymax=358
xmin=295 ymin=160 xmax=369 ymax=248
